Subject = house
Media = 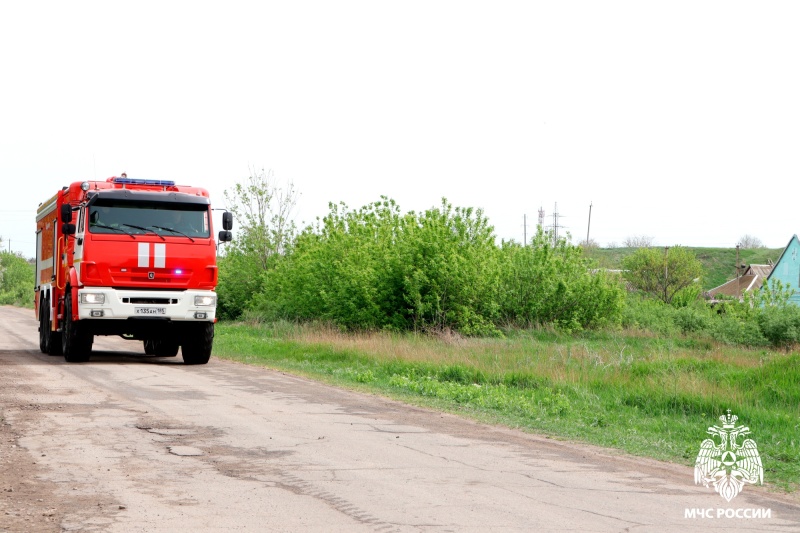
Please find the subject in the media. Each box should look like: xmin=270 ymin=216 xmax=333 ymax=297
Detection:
xmin=707 ymin=264 xmax=773 ymax=300
xmin=764 ymin=234 xmax=800 ymax=305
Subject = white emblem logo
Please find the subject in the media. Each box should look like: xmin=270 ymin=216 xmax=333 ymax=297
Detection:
xmin=694 ymin=410 xmax=763 ymax=502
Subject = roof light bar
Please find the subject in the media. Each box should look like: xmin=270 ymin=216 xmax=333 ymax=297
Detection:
xmin=111 ymin=177 xmax=176 ymax=187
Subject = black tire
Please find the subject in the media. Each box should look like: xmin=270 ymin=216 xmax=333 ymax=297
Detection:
xmin=181 ymin=323 xmax=213 ymax=365
xmin=40 ymin=297 xmax=62 ymax=356
xmin=39 ymin=297 xmax=49 ymax=354
xmin=62 ymin=292 xmax=92 ymax=363
xmin=155 ymin=340 xmax=180 ymax=357
xmin=144 ymin=339 xmax=179 ymax=357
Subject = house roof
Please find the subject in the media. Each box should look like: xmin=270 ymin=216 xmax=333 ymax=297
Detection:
xmin=747 ymin=264 xmax=773 ymax=278
xmin=707 ymin=264 xmax=773 ymax=298
xmin=765 ymin=234 xmax=800 ymax=283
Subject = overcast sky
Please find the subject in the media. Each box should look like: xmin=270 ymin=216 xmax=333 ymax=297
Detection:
xmin=2 ymin=1 xmax=799 ymax=259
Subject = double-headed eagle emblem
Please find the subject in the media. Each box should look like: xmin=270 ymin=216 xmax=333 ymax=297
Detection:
xmin=694 ymin=410 xmax=763 ymax=502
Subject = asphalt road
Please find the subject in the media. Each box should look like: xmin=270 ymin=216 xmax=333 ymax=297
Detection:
xmin=1 ymin=305 xmax=799 ymax=532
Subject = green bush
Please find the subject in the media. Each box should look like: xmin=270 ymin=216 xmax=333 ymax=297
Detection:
xmin=706 ymin=313 xmax=767 ymax=346
xmin=756 ymin=305 xmax=800 ymax=348
xmin=621 ymin=295 xmax=679 ymax=336
xmin=0 ymin=252 xmax=33 ymax=308
xmin=673 ymin=305 xmax=711 ymax=334
xmin=671 ymin=284 xmax=703 ymax=308
xmin=216 ymin=250 xmax=269 ymax=320
xmin=245 ymin=198 xmax=623 ymax=335
xmin=497 ymin=233 xmax=624 ymax=331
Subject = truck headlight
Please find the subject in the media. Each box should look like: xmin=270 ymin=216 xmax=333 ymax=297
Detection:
xmin=194 ymin=295 xmax=216 ymax=306
xmin=80 ymin=293 xmax=105 ymax=304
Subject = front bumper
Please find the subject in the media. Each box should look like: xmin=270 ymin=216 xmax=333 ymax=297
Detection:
xmin=77 ymin=288 xmax=217 ymax=322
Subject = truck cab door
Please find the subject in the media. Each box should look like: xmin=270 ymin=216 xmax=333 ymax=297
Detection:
xmin=73 ymin=206 xmax=86 ymax=281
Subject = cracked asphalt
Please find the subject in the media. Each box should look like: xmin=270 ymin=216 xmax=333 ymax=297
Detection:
xmin=1 ymin=305 xmax=799 ymax=532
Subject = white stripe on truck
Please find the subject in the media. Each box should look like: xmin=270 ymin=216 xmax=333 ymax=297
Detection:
xmin=138 ymin=243 xmax=149 ymax=268
xmin=154 ymin=243 xmax=166 ymax=268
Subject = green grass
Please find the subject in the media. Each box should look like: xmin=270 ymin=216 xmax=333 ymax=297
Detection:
xmin=585 ymin=246 xmax=782 ymax=290
xmin=214 ymin=320 xmax=800 ymax=494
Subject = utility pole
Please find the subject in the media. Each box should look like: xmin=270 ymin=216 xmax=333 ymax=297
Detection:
xmin=523 ymin=214 xmax=527 ymax=246
xmin=736 ymin=243 xmax=741 ymax=300
xmin=553 ymin=203 xmax=558 ymax=244
xmin=586 ymin=202 xmax=592 ymax=245
xmin=664 ymin=246 xmax=669 ymax=303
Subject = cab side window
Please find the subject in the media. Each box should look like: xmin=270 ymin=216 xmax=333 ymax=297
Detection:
xmin=78 ymin=207 xmax=86 ymax=234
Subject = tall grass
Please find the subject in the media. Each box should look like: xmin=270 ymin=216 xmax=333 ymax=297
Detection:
xmin=214 ymin=320 xmax=800 ymax=492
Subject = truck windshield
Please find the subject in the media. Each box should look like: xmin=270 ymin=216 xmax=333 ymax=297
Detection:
xmin=88 ymin=202 xmax=210 ymax=238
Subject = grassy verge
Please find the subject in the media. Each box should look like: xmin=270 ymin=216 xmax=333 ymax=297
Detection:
xmin=213 ymin=320 xmax=800 ymax=493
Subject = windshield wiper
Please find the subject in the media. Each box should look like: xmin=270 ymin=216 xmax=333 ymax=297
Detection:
xmin=122 ymin=224 xmax=166 ymax=241
xmin=152 ymin=225 xmax=195 ymax=242
xmin=91 ymin=223 xmax=136 ymax=239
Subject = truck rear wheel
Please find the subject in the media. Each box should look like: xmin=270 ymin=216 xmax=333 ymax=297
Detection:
xmin=144 ymin=339 xmax=179 ymax=357
xmin=40 ymin=297 xmax=62 ymax=356
xmin=181 ymin=323 xmax=213 ymax=365
xmin=62 ymin=292 xmax=92 ymax=363
xmin=38 ymin=298 xmax=46 ymax=353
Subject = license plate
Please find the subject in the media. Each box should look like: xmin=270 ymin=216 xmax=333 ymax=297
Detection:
xmin=135 ymin=307 xmax=167 ymax=315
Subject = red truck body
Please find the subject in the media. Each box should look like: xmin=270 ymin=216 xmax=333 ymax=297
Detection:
xmin=34 ymin=176 xmax=232 ymax=364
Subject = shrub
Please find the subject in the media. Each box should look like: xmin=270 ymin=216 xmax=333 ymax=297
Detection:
xmin=706 ymin=314 xmax=767 ymax=347
xmin=756 ymin=305 xmax=800 ymax=348
xmin=621 ymin=295 xmax=679 ymax=336
xmin=0 ymin=252 xmax=33 ymax=308
xmin=673 ymin=306 xmax=711 ymax=334
xmin=246 ymin=198 xmax=623 ymax=335
xmin=497 ymin=231 xmax=624 ymax=331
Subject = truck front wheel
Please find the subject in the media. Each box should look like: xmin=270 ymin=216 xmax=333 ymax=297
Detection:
xmin=181 ymin=323 xmax=213 ymax=365
xmin=62 ymin=292 xmax=93 ymax=363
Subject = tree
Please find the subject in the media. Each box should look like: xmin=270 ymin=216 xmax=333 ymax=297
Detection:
xmin=624 ymin=235 xmax=654 ymax=248
xmin=224 ymin=168 xmax=299 ymax=269
xmin=217 ymin=168 xmax=300 ymax=319
xmin=738 ymin=235 xmax=764 ymax=249
xmin=622 ymin=246 xmax=703 ymax=304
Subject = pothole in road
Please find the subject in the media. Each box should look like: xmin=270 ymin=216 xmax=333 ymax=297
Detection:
xmin=145 ymin=428 xmax=195 ymax=436
xmin=167 ymin=446 xmax=204 ymax=457
xmin=134 ymin=424 xmax=198 ymax=436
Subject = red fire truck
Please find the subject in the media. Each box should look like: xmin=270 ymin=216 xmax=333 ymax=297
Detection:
xmin=34 ymin=175 xmax=232 ymax=364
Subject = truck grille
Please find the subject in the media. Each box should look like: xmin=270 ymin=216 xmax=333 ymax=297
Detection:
xmin=122 ymin=297 xmax=179 ymax=305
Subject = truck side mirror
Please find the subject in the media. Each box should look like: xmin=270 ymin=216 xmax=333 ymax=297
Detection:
xmin=222 ymin=211 xmax=233 ymax=231
xmin=61 ymin=204 xmax=73 ymax=223
xmin=62 ymin=223 xmax=76 ymax=235
xmin=218 ymin=230 xmax=232 ymax=243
